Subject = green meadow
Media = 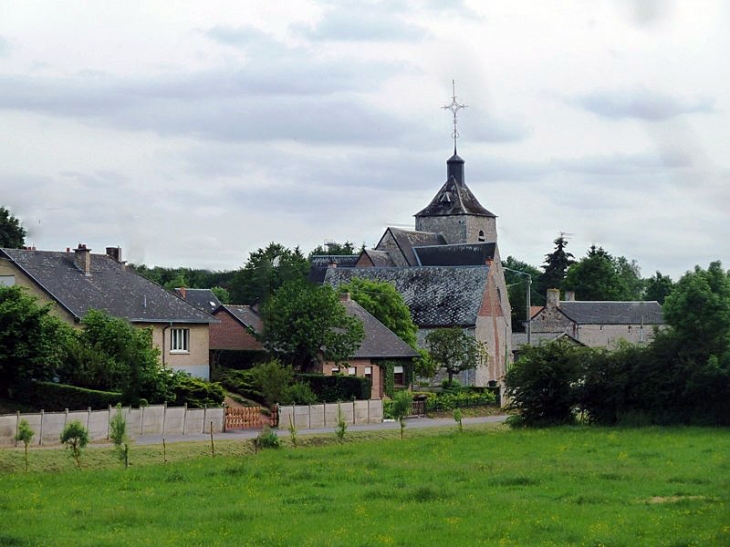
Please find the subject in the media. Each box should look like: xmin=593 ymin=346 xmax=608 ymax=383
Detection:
xmin=1 ymin=424 xmax=728 ymax=546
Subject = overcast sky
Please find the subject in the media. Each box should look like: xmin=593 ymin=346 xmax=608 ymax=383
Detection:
xmin=1 ymin=0 xmax=727 ymax=280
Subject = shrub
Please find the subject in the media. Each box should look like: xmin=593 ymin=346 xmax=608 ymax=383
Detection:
xmin=15 ymin=381 xmax=122 ymax=411
xmin=335 ymin=404 xmax=347 ymax=443
xmin=392 ymin=390 xmax=413 ymax=440
xmin=504 ymin=341 xmax=587 ymax=427
xmin=171 ymin=373 xmax=225 ymax=408
xmin=296 ymin=373 xmax=371 ymax=402
xmin=254 ymin=426 xmax=281 ymax=450
xmin=284 ymin=382 xmax=318 ymax=405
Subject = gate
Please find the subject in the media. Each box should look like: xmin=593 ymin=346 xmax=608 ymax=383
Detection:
xmin=225 ymin=406 xmax=278 ymax=430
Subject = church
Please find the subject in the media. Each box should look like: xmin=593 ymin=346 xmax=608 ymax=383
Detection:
xmin=323 ymin=88 xmax=513 ymax=387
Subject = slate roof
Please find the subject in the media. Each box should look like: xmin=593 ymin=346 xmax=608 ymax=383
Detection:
xmin=324 ymin=266 xmax=490 ymax=328
xmin=360 ymin=249 xmax=396 ymax=267
xmin=381 ymin=228 xmax=447 ymax=266
xmin=220 ymin=304 xmax=263 ymax=333
xmin=512 ymin=331 xmax=585 ymax=348
xmin=414 ymin=175 xmax=496 ymax=218
xmin=176 ymin=288 xmax=221 ymax=314
xmin=342 ymin=298 xmax=419 ymax=360
xmin=557 ymin=301 xmax=664 ymax=325
xmin=1 ymin=248 xmax=214 ymax=324
xmin=308 ymin=255 xmax=360 ymax=284
xmin=413 ymin=242 xmax=496 ymax=267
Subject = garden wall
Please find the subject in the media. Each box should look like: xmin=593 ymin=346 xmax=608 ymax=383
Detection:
xmin=278 ymin=400 xmax=383 ymax=430
xmin=0 ymin=404 xmax=225 ymax=447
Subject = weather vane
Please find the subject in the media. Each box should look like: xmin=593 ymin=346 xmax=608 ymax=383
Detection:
xmin=442 ymin=79 xmax=467 ymax=152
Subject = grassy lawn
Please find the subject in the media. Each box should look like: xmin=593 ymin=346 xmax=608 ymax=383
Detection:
xmin=1 ymin=424 xmax=728 ymax=546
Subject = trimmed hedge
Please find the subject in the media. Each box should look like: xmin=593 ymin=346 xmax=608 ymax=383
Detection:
xmin=295 ymin=373 xmax=371 ymax=402
xmin=14 ymin=381 xmax=122 ymax=412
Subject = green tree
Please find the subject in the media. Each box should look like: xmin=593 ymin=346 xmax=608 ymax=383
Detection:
xmin=391 ymin=390 xmax=413 ymax=439
xmin=60 ymin=421 xmax=89 ymax=469
xmin=261 ymin=279 xmax=364 ymax=371
xmin=58 ymin=310 xmax=168 ymax=405
xmin=662 ymin=261 xmax=730 ymax=361
xmin=109 ymin=404 xmax=129 ymax=468
xmin=308 ymin=241 xmax=358 ymax=258
xmin=643 ymin=271 xmax=674 ymax=304
xmin=0 ymin=206 xmax=26 ymax=249
xmin=0 ymin=286 xmax=72 ymax=396
xmin=210 ymin=286 xmax=230 ymax=304
xmin=537 ymin=235 xmax=575 ymax=295
xmin=503 ymin=256 xmax=541 ymax=332
xmin=563 ymin=245 xmax=642 ymax=301
xmin=230 ymin=243 xmax=309 ymax=305
xmin=14 ymin=419 xmax=34 ymax=471
xmin=337 ymin=277 xmax=418 ymax=348
xmin=424 ymin=328 xmax=485 ymax=387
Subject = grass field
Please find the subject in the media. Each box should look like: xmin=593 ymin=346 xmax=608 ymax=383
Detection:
xmin=1 ymin=424 xmax=728 ymax=546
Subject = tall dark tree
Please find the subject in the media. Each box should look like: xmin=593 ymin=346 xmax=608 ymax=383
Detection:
xmin=502 ymin=256 xmax=541 ymax=332
xmin=644 ymin=271 xmax=674 ymax=304
xmin=229 ymin=243 xmax=309 ymax=305
xmin=0 ymin=206 xmax=27 ymax=249
xmin=537 ymin=235 xmax=574 ymax=297
xmin=563 ymin=245 xmax=642 ymax=301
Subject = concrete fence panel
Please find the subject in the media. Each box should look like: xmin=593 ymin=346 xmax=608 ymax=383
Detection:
xmin=277 ymin=400 xmax=383 ymax=431
xmin=0 ymin=404 xmax=225 ymax=447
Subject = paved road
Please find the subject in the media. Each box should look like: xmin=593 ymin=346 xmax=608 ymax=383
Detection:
xmin=134 ymin=414 xmax=508 ymax=445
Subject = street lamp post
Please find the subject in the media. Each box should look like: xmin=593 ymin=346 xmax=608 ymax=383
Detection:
xmin=503 ymin=267 xmax=532 ymax=346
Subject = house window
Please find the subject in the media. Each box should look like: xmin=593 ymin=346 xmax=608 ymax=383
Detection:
xmin=364 ymin=366 xmax=372 ymax=380
xmin=348 ymin=367 xmax=356 ymax=376
xmin=393 ymin=365 xmax=405 ymax=386
xmin=478 ymin=230 xmax=485 ymax=242
xmin=0 ymin=275 xmax=15 ymax=286
xmin=171 ymin=328 xmax=190 ymax=353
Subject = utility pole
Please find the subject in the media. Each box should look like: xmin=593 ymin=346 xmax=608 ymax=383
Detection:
xmin=503 ymin=267 xmax=532 ymax=346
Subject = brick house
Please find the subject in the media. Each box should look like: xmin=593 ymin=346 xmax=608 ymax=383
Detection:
xmin=0 ymin=245 xmax=215 ymax=379
xmin=318 ymin=295 xmax=419 ymax=399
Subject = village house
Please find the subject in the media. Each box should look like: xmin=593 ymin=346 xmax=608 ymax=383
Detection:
xmin=0 ymin=245 xmax=215 ymax=379
xmin=527 ymin=288 xmax=665 ymax=350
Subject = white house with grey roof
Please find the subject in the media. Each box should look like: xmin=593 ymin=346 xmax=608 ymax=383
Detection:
xmin=0 ymin=245 xmax=215 ymax=379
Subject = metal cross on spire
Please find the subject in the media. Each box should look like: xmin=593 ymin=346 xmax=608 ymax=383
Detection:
xmin=442 ymin=79 xmax=467 ymax=152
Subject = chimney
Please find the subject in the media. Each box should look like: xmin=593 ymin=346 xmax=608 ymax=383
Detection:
xmin=546 ymin=288 xmax=560 ymax=309
xmin=178 ymin=287 xmax=187 ymax=299
xmin=74 ymin=244 xmax=92 ymax=276
xmin=564 ymin=290 xmax=576 ymax=302
xmin=106 ymin=246 xmax=122 ymax=262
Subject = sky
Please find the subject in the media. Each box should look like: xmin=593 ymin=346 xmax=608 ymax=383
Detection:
xmin=1 ymin=0 xmax=728 ymax=280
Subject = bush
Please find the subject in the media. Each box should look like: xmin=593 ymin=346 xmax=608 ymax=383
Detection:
xmin=254 ymin=426 xmax=281 ymax=450
xmin=284 ymin=382 xmax=318 ymax=405
xmin=296 ymin=373 xmax=371 ymax=402
xmin=170 ymin=373 xmax=225 ymax=408
xmin=504 ymin=341 xmax=587 ymax=427
xmin=60 ymin=421 xmax=89 ymax=469
xmin=14 ymin=381 xmax=122 ymax=411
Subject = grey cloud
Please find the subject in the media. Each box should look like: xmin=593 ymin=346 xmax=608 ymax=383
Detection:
xmin=293 ymin=4 xmax=428 ymax=42
xmin=572 ymin=89 xmax=713 ymax=121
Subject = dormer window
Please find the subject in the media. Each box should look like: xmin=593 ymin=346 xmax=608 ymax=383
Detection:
xmin=439 ymin=192 xmax=452 ymax=204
